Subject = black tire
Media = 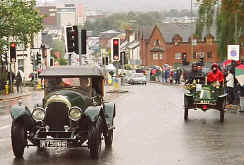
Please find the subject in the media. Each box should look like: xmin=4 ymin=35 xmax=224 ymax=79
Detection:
xmin=184 ymin=107 xmax=188 ymax=121
xmin=11 ymin=120 xmax=27 ymax=158
xmin=88 ymin=119 xmax=102 ymax=159
xmin=220 ymin=110 xmax=224 ymax=122
xmin=104 ymin=129 xmax=113 ymax=148
xmin=220 ymin=98 xmax=226 ymax=122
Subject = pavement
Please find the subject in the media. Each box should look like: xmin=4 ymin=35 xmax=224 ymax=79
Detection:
xmin=0 ymin=86 xmax=34 ymax=101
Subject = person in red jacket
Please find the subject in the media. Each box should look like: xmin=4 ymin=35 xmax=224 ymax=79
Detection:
xmin=207 ymin=63 xmax=224 ymax=84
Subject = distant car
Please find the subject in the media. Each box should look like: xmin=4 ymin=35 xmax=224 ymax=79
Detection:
xmin=128 ymin=73 xmax=147 ymax=85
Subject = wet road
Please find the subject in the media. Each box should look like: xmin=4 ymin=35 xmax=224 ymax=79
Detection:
xmin=1 ymin=83 xmax=244 ymax=164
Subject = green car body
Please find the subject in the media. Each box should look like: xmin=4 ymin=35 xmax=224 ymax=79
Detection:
xmin=184 ymin=84 xmax=227 ymax=122
xmin=10 ymin=66 xmax=116 ymax=159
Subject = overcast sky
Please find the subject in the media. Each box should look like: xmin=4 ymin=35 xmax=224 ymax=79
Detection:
xmin=38 ymin=0 xmax=199 ymax=12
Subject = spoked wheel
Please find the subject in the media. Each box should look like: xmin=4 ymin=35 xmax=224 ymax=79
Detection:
xmin=88 ymin=118 xmax=102 ymax=159
xmin=11 ymin=120 xmax=27 ymax=159
xmin=184 ymin=107 xmax=188 ymax=121
xmin=104 ymin=129 xmax=113 ymax=148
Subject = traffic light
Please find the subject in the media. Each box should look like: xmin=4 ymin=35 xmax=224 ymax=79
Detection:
xmin=73 ymin=26 xmax=79 ymax=54
xmin=81 ymin=29 xmax=87 ymax=54
xmin=10 ymin=42 xmax=16 ymax=62
xmin=111 ymin=38 xmax=120 ymax=61
xmin=36 ymin=52 xmax=41 ymax=65
xmin=66 ymin=26 xmax=74 ymax=53
xmin=66 ymin=26 xmax=79 ymax=54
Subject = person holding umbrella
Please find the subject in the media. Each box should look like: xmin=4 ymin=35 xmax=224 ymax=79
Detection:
xmin=226 ymin=69 xmax=234 ymax=104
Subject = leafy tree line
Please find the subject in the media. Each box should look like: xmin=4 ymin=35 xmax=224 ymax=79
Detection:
xmin=86 ymin=10 xmax=196 ymax=35
xmin=196 ymin=0 xmax=244 ymax=60
xmin=0 ymin=0 xmax=44 ymax=57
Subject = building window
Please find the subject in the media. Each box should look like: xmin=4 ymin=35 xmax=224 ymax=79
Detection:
xmin=160 ymin=53 xmax=163 ymax=59
xmin=175 ymin=53 xmax=181 ymax=59
xmin=207 ymin=52 xmax=212 ymax=58
xmin=18 ymin=59 xmax=24 ymax=72
xmin=193 ymin=52 xmax=196 ymax=59
xmin=196 ymin=52 xmax=205 ymax=59
xmin=50 ymin=13 xmax=56 ymax=16
xmin=153 ymin=53 xmax=158 ymax=60
xmin=154 ymin=40 xmax=160 ymax=46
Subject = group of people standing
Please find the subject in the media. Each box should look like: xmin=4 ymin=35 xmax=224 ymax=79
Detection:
xmin=150 ymin=67 xmax=182 ymax=84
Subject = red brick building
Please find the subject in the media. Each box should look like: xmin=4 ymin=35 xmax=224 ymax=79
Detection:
xmin=140 ymin=24 xmax=244 ymax=67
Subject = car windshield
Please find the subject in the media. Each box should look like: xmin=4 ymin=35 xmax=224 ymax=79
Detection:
xmin=46 ymin=77 xmax=92 ymax=91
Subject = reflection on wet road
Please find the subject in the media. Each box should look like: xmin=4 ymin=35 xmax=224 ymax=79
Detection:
xmin=1 ymin=84 xmax=244 ymax=165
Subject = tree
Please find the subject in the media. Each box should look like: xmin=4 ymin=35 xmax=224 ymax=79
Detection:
xmin=196 ymin=0 xmax=244 ymax=60
xmin=0 ymin=0 xmax=44 ymax=56
xmin=51 ymin=40 xmax=67 ymax=65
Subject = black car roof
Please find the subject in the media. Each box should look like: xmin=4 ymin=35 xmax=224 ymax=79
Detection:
xmin=39 ymin=65 xmax=104 ymax=78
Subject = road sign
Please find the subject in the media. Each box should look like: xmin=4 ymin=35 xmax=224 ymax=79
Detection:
xmin=228 ymin=45 xmax=240 ymax=61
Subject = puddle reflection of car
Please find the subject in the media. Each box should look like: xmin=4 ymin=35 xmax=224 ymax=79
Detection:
xmin=128 ymin=73 xmax=147 ymax=85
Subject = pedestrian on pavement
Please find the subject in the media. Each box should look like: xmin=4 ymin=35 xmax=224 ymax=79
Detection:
xmin=175 ymin=67 xmax=182 ymax=84
xmin=165 ymin=68 xmax=169 ymax=83
xmin=16 ymin=71 xmax=22 ymax=93
xmin=226 ymin=69 xmax=234 ymax=104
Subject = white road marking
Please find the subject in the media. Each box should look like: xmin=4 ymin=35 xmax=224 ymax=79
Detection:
xmin=0 ymin=125 xmax=11 ymax=131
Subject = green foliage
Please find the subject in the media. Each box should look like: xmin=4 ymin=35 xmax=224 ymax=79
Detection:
xmin=196 ymin=0 xmax=244 ymax=61
xmin=0 ymin=0 xmax=44 ymax=55
xmin=125 ymin=64 xmax=133 ymax=70
xmin=51 ymin=40 xmax=67 ymax=65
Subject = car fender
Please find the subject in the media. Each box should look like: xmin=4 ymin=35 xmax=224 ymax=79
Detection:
xmin=84 ymin=106 xmax=101 ymax=122
xmin=10 ymin=103 xmax=34 ymax=130
xmin=103 ymin=102 xmax=116 ymax=128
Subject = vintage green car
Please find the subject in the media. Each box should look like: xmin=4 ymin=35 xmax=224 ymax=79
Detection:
xmin=184 ymin=84 xmax=227 ymax=122
xmin=10 ymin=66 xmax=116 ymax=159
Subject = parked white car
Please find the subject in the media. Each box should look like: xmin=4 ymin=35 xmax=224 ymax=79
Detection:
xmin=128 ymin=73 xmax=147 ymax=85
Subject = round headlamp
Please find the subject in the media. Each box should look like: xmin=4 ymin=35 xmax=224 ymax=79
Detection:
xmin=32 ymin=107 xmax=46 ymax=122
xmin=69 ymin=107 xmax=82 ymax=121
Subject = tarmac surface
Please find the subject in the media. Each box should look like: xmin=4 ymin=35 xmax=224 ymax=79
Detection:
xmin=1 ymin=83 xmax=244 ymax=165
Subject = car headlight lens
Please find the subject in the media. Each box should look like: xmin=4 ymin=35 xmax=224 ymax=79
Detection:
xmin=69 ymin=107 xmax=82 ymax=121
xmin=32 ymin=107 xmax=46 ymax=122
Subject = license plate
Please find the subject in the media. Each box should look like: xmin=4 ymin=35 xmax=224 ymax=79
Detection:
xmin=40 ymin=140 xmax=67 ymax=148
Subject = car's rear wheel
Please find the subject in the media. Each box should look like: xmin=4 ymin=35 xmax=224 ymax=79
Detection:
xmin=11 ymin=120 xmax=27 ymax=158
xmin=88 ymin=118 xmax=102 ymax=159
xmin=184 ymin=107 xmax=188 ymax=121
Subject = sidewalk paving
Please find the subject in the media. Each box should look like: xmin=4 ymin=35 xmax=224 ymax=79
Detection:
xmin=0 ymin=87 xmax=34 ymax=101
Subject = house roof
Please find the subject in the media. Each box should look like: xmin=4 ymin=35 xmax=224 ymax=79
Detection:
xmin=142 ymin=23 xmax=216 ymax=43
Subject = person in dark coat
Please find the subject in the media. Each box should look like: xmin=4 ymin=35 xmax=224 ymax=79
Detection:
xmin=15 ymin=71 xmax=22 ymax=93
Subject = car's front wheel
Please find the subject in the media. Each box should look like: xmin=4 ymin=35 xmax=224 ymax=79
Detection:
xmin=11 ymin=120 xmax=27 ymax=158
xmin=184 ymin=107 xmax=188 ymax=121
xmin=88 ymin=118 xmax=102 ymax=159
xmin=105 ymin=129 xmax=113 ymax=148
